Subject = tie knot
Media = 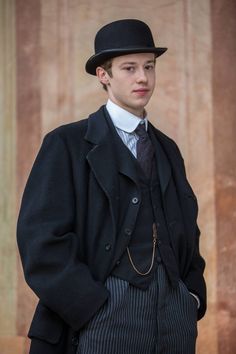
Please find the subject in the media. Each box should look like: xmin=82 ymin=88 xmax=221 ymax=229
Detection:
xmin=135 ymin=123 xmax=147 ymax=138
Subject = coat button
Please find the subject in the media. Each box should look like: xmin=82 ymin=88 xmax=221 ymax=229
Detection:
xmin=132 ymin=197 xmax=139 ymax=204
xmin=124 ymin=228 xmax=132 ymax=236
xmin=71 ymin=335 xmax=79 ymax=346
xmin=116 ymin=260 xmax=121 ymax=266
xmin=105 ymin=243 xmax=111 ymax=251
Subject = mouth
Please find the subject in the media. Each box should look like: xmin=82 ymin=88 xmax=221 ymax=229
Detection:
xmin=133 ymin=88 xmax=150 ymax=96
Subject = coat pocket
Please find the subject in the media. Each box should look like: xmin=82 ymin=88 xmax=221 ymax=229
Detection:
xmin=28 ymin=301 xmax=64 ymax=344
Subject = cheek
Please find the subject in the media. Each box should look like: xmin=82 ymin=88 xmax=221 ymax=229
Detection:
xmin=150 ymin=74 xmax=156 ymax=86
xmin=149 ymin=81 xmax=156 ymax=94
xmin=116 ymin=82 xmax=130 ymax=95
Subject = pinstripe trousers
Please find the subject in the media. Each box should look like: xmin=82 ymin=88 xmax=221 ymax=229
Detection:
xmin=76 ymin=263 xmax=198 ymax=354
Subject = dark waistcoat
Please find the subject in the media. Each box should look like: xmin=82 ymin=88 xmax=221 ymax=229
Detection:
xmin=111 ymin=129 xmax=180 ymax=289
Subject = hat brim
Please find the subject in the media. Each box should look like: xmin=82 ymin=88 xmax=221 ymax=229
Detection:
xmin=85 ymin=47 xmax=167 ymax=75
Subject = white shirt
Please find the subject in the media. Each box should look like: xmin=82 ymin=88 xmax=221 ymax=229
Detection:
xmin=106 ymin=99 xmax=148 ymax=158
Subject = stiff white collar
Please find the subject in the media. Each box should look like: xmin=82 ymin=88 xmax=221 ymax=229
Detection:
xmin=106 ymin=99 xmax=148 ymax=133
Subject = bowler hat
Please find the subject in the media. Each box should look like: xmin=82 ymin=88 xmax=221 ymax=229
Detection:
xmin=85 ymin=19 xmax=167 ymax=75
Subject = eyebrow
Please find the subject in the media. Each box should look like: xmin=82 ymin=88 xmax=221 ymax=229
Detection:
xmin=119 ymin=60 xmax=156 ymax=66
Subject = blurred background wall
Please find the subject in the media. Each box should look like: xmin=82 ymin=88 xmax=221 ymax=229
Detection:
xmin=0 ymin=0 xmax=235 ymax=353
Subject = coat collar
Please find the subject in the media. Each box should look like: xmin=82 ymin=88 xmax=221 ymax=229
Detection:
xmin=85 ymin=105 xmax=139 ymax=185
xmin=84 ymin=106 xmax=109 ymax=145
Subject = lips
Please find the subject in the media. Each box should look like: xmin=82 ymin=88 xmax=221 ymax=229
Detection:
xmin=133 ymin=88 xmax=149 ymax=93
xmin=133 ymin=88 xmax=150 ymax=96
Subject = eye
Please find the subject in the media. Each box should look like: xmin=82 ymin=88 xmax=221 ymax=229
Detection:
xmin=123 ymin=66 xmax=135 ymax=72
xmin=145 ymin=64 xmax=155 ymax=70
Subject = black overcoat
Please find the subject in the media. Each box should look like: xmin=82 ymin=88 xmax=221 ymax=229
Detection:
xmin=17 ymin=106 xmax=206 ymax=354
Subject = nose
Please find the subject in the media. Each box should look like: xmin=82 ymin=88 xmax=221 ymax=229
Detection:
xmin=136 ymin=68 xmax=148 ymax=83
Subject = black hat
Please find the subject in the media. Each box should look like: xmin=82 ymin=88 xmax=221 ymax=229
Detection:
xmin=85 ymin=19 xmax=167 ymax=75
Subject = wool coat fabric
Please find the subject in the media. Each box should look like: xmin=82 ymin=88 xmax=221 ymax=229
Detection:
xmin=17 ymin=106 xmax=206 ymax=354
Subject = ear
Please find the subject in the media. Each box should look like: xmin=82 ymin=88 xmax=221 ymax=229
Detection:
xmin=96 ymin=66 xmax=110 ymax=86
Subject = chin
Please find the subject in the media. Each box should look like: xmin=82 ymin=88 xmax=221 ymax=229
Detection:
xmin=134 ymin=100 xmax=149 ymax=110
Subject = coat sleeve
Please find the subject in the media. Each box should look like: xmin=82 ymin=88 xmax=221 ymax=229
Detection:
xmin=175 ymin=144 xmax=207 ymax=320
xmin=183 ymin=225 xmax=207 ymax=320
xmin=172 ymin=141 xmax=207 ymax=320
xmin=17 ymin=131 xmax=109 ymax=331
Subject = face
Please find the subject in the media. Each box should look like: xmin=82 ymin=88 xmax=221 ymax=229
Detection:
xmin=96 ymin=53 xmax=156 ymax=117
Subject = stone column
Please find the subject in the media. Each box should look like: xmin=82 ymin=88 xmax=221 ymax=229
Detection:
xmin=211 ymin=0 xmax=236 ymax=352
xmin=15 ymin=1 xmax=42 ymax=353
xmin=0 ymin=0 xmax=21 ymax=352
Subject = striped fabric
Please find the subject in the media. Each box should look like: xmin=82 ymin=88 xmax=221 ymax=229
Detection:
xmin=115 ymin=127 xmax=139 ymax=157
xmin=154 ymin=265 xmax=198 ymax=354
xmin=76 ymin=264 xmax=198 ymax=354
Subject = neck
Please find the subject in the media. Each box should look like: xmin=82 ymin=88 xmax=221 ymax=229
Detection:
xmin=108 ymin=99 xmax=146 ymax=118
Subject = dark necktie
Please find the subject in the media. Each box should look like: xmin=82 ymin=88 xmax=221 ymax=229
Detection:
xmin=135 ymin=123 xmax=154 ymax=178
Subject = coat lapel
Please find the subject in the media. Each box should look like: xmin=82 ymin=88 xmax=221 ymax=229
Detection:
xmin=149 ymin=123 xmax=198 ymax=221
xmin=103 ymin=107 xmax=140 ymax=185
xmin=85 ymin=107 xmax=120 ymax=227
xmin=149 ymin=124 xmax=171 ymax=194
xmin=84 ymin=106 xmax=139 ymax=231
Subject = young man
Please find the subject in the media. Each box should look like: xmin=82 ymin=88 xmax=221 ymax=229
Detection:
xmin=17 ymin=19 xmax=206 ymax=354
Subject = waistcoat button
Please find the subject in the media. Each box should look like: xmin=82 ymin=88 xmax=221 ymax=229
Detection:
xmin=132 ymin=197 xmax=139 ymax=204
xmin=124 ymin=228 xmax=132 ymax=236
xmin=105 ymin=243 xmax=111 ymax=251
